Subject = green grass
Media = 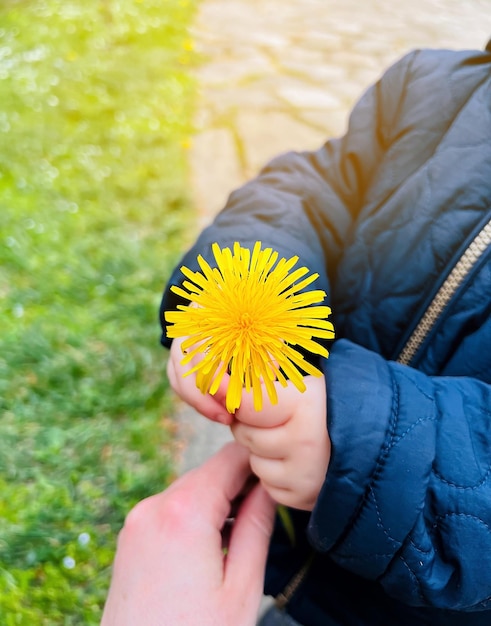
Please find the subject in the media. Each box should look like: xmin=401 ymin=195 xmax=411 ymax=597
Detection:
xmin=0 ymin=1 xmax=198 ymax=622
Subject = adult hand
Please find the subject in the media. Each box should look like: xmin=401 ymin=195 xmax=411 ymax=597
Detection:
xmin=232 ymin=376 xmax=330 ymax=511
xmin=167 ymin=336 xmax=233 ymax=425
xmin=101 ymin=442 xmax=275 ymax=626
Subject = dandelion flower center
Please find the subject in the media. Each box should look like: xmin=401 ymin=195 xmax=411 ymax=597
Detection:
xmin=237 ymin=312 xmax=254 ymax=329
xmin=164 ymin=241 xmax=335 ymax=412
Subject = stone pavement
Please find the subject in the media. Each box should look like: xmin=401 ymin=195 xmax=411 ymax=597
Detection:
xmin=175 ymin=0 xmax=490 ymax=474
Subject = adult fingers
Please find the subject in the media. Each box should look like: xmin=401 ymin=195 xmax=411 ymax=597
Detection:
xmin=167 ymin=442 xmax=254 ymax=528
xmin=224 ymin=483 xmax=276 ymax=599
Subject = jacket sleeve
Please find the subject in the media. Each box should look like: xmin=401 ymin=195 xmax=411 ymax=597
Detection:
xmin=159 ymin=51 xmax=419 ymax=346
xmin=309 ymin=339 xmax=491 ymax=611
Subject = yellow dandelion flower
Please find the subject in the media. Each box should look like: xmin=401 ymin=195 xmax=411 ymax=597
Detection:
xmin=165 ymin=242 xmax=335 ymax=413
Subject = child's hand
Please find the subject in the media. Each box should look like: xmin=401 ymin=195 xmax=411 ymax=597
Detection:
xmin=231 ymin=376 xmax=330 ymax=511
xmin=167 ymin=336 xmax=233 ymax=425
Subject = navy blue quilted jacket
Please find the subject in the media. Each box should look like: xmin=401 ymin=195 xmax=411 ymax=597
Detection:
xmin=160 ymin=45 xmax=491 ymax=625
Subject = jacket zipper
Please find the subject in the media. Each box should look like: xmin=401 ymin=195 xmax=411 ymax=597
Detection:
xmin=274 ymin=216 xmax=491 ymax=612
xmin=274 ymin=552 xmax=315 ymax=610
xmin=397 ymin=217 xmax=491 ymax=365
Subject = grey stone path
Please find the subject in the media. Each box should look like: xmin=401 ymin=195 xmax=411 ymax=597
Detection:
xmin=176 ymin=0 xmax=490 ymax=475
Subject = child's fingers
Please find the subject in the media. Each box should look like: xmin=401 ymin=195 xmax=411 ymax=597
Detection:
xmin=167 ymin=349 xmax=233 ymax=425
xmin=234 ymin=381 xmax=299 ymax=427
xmin=230 ymin=420 xmax=287 ymax=459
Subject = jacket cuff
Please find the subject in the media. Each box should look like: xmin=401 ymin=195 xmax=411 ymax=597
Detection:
xmin=308 ymin=339 xmax=436 ymax=580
